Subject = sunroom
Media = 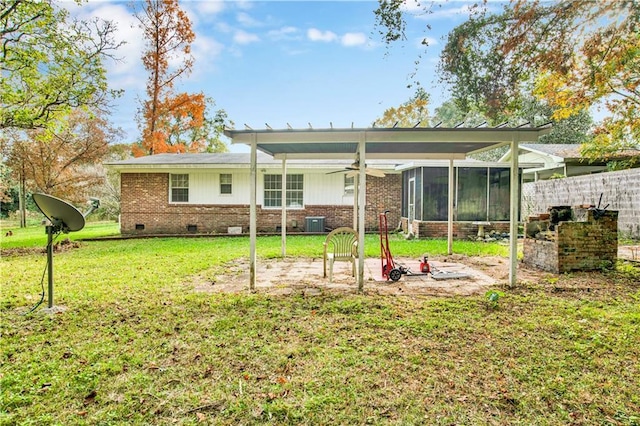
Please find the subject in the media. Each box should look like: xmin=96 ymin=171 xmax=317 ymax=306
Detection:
xmin=400 ymin=161 xmax=528 ymax=239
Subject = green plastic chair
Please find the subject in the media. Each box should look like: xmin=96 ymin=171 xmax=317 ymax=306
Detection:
xmin=323 ymin=227 xmax=358 ymax=283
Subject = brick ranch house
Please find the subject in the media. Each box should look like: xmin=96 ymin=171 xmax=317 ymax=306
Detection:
xmin=106 ymin=153 xmax=530 ymax=239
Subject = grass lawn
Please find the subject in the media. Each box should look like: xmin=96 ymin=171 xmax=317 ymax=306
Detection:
xmin=1 ymin=223 xmax=639 ymax=425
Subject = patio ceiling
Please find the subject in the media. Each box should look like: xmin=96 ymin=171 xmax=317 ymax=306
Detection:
xmin=224 ymin=125 xmax=553 ymax=160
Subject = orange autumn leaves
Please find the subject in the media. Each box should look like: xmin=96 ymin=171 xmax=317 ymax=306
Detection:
xmin=134 ymin=0 xmax=206 ymax=156
xmin=133 ymin=92 xmax=207 ymax=156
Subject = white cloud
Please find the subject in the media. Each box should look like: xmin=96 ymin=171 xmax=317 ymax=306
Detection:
xmin=183 ymin=0 xmax=225 ymax=27
xmin=234 ymin=29 xmax=260 ymax=44
xmin=192 ymin=35 xmax=225 ymax=77
xmin=63 ymin=2 xmax=145 ymax=90
xmin=399 ymin=1 xmax=494 ymax=21
xmin=282 ymin=47 xmax=309 ymax=56
xmin=415 ymin=36 xmax=438 ymax=48
xmin=400 ymin=0 xmax=425 ymax=14
xmin=237 ymin=11 xmax=261 ymax=27
xmin=307 ymin=28 xmax=338 ymax=42
xmin=216 ymin=22 xmax=234 ymax=34
xmin=193 ymin=0 xmax=225 ymax=16
xmin=235 ymin=0 xmax=253 ymax=11
xmin=341 ymin=32 xmax=367 ymax=47
xmin=268 ymin=26 xmax=300 ymax=41
xmin=421 ymin=3 xmax=491 ymax=20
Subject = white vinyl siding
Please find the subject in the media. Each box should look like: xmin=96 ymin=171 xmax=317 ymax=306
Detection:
xmin=302 ymin=172 xmax=352 ymax=205
xmin=164 ymin=170 xmax=354 ymax=206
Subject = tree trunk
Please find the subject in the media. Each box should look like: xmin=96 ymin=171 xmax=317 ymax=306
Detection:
xmin=19 ymin=165 xmax=26 ymax=228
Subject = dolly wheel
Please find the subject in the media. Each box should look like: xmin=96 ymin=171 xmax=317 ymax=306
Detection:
xmin=389 ymin=268 xmax=402 ymax=282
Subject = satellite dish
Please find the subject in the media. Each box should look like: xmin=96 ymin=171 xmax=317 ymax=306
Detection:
xmin=33 ymin=193 xmax=85 ymax=233
xmin=31 ymin=193 xmax=87 ymax=312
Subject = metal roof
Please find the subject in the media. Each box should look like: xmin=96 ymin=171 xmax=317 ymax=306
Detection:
xmin=520 ymin=143 xmax=583 ymax=159
xmin=105 ymin=152 xmax=403 ymax=171
xmin=224 ymin=124 xmax=553 ymax=160
xmin=105 ymin=152 xmax=542 ymax=172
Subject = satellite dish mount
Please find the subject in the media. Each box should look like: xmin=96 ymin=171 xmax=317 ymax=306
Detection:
xmin=32 ymin=193 xmax=98 ymax=310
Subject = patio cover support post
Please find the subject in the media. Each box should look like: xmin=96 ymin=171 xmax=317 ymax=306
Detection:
xmin=249 ymin=136 xmax=257 ymax=292
xmin=281 ymin=156 xmax=287 ymax=257
xmin=509 ymin=136 xmax=519 ymax=287
xmin=357 ymin=134 xmax=366 ymax=293
xmin=448 ymin=159 xmax=454 ymax=255
xmin=353 ymin=176 xmax=358 ymax=230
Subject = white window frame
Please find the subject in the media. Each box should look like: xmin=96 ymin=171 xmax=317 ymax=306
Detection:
xmin=263 ymin=174 xmax=304 ymax=208
xmin=344 ymin=175 xmax=355 ymax=196
xmin=170 ymin=174 xmax=189 ymax=203
xmin=220 ymin=173 xmax=232 ymax=195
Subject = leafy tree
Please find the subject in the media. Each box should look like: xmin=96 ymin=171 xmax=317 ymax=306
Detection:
xmin=89 ymin=143 xmax=131 ymax=220
xmin=513 ymin=1 xmax=639 ymax=164
xmin=374 ymin=0 xmax=639 ymax=165
xmin=0 ymin=161 xmax=18 ymax=218
xmin=133 ymin=0 xmax=229 ymax=155
xmin=432 ymin=99 xmax=487 ymax=128
xmin=513 ymin=97 xmax=593 ymax=145
xmin=1 ymin=0 xmax=122 ymax=130
xmin=6 ymin=108 xmax=120 ymax=204
xmin=199 ymin=100 xmax=232 ymax=153
xmin=438 ymin=11 xmax=526 ymax=122
xmin=375 ymin=88 xmax=431 ymax=128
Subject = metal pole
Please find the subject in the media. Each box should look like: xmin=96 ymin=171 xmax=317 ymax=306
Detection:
xmin=509 ymin=136 xmax=519 ymax=287
xmin=357 ymin=134 xmax=366 ymax=293
xmin=448 ymin=159 xmax=454 ymax=255
xmin=19 ymin=165 xmax=26 ymax=228
xmin=249 ymin=137 xmax=257 ymax=292
xmin=281 ymin=156 xmax=287 ymax=257
xmin=353 ymin=175 xmax=358 ymax=230
xmin=46 ymin=225 xmax=54 ymax=308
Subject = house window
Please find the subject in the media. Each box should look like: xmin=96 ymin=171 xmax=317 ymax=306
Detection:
xmin=170 ymin=174 xmax=189 ymax=202
xmin=456 ymin=167 xmax=488 ymax=221
xmin=344 ymin=175 xmax=354 ymax=196
xmin=220 ymin=173 xmax=232 ymax=195
xmin=488 ymin=168 xmax=510 ymax=221
xmin=264 ymin=174 xmax=303 ymax=208
xmin=421 ymin=167 xmax=448 ymax=221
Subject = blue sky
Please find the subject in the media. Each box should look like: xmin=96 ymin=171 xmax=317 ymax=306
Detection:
xmin=68 ymin=0 xmax=490 ymax=152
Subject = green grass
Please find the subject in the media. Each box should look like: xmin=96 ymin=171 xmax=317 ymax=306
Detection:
xmin=1 ymin=225 xmax=639 ymax=425
xmin=0 ymin=221 xmax=120 ymax=249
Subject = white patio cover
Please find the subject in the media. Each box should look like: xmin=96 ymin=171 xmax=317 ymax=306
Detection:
xmin=224 ymin=125 xmax=552 ymax=292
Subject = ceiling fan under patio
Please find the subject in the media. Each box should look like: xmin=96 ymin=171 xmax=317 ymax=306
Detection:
xmin=327 ymin=154 xmax=386 ymax=178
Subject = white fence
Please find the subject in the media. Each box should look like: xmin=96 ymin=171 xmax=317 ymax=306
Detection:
xmin=522 ymin=168 xmax=640 ymax=238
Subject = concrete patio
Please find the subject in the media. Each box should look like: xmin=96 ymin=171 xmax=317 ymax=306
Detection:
xmin=193 ymin=255 xmax=503 ymax=297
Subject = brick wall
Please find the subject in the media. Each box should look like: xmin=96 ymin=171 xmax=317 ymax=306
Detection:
xmin=365 ymin=175 xmax=402 ymax=231
xmin=523 ymin=209 xmax=618 ymax=273
xmin=523 ymin=168 xmax=639 ymax=238
xmin=120 ymin=173 xmax=402 ymax=234
xmin=401 ymin=219 xmax=510 ymax=239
